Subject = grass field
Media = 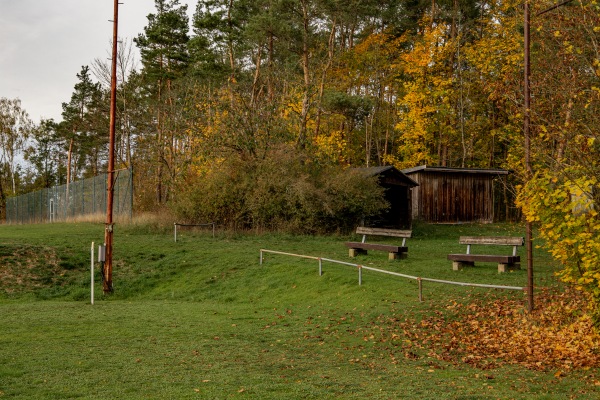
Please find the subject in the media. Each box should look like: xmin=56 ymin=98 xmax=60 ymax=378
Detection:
xmin=1 ymin=221 xmax=598 ymax=399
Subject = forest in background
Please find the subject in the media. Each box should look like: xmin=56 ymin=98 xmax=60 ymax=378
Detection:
xmin=1 ymin=1 xmax=599 ymax=309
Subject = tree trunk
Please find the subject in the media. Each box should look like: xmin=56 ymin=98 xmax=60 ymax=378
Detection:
xmin=315 ymin=18 xmax=336 ymax=139
xmin=0 ymin=176 xmax=5 ymax=221
xmin=298 ymin=0 xmax=311 ymax=149
xmin=66 ymin=136 xmax=74 ymax=212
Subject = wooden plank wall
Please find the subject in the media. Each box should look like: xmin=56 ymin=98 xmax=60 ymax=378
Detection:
xmin=410 ymin=172 xmax=494 ymax=223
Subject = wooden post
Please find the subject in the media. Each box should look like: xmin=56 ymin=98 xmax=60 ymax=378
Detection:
xmin=103 ymin=0 xmax=119 ymax=294
xmin=524 ymin=0 xmax=534 ymax=312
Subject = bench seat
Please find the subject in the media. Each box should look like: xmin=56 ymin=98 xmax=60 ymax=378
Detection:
xmin=447 ymin=254 xmax=520 ymax=264
xmin=345 ymin=227 xmax=411 ymax=260
xmin=345 ymin=242 xmax=408 ymax=260
xmin=448 ymin=236 xmax=524 ymax=273
xmin=448 ymin=254 xmax=521 ymax=272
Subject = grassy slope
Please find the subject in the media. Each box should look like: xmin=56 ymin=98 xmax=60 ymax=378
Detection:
xmin=0 ymin=222 xmax=596 ymax=399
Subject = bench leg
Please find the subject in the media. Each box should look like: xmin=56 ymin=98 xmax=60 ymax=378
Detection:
xmin=452 ymin=261 xmax=474 ymax=271
xmin=498 ymin=263 xmax=520 ymax=273
xmin=349 ymin=248 xmax=367 ymax=257
xmin=389 ymin=252 xmax=407 ymax=260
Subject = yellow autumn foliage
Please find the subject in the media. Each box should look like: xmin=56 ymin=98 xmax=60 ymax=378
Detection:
xmin=517 ymin=171 xmax=600 ymax=314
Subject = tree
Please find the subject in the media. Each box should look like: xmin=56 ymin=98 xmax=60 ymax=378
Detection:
xmin=0 ymin=97 xmax=33 ymax=194
xmin=24 ymin=119 xmax=61 ymax=190
xmin=190 ymin=0 xmax=251 ymax=80
xmin=135 ymin=0 xmax=191 ymax=205
xmin=516 ymin=0 xmax=600 ymax=317
xmin=61 ymin=65 xmax=106 ymax=181
xmin=135 ymin=0 xmax=190 ymax=83
xmin=92 ymin=38 xmax=139 ymax=168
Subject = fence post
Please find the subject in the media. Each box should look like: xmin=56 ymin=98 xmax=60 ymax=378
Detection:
xmin=318 ymin=258 xmax=322 ymax=276
xmin=82 ymin=176 xmax=85 ymax=215
xmin=129 ymin=168 xmax=134 ymax=220
xmin=91 ymin=242 xmax=95 ymax=305
xmin=174 ymin=223 xmax=178 ymax=242
xmin=260 ymin=250 xmax=264 ymax=265
xmin=358 ymin=265 xmax=362 ymax=285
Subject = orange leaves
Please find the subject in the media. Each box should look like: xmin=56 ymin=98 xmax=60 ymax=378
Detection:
xmin=394 ymin=288 xmax=600 ymax=371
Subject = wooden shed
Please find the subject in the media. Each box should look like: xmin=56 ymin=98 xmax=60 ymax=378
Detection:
xmin=402 ymin=165 xmax=509 ymax=224
xmin=358 ymin=166 xmax=418 ymax=229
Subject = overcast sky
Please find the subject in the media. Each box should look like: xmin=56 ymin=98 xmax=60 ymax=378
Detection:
xmin=0 ymin=0 xmax=194 ymax=124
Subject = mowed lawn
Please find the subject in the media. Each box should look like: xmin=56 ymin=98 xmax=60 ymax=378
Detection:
xmin=0 ymin=222 xmax=597 ymax=399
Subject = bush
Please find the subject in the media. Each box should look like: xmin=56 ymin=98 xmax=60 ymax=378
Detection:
xmin=172 ymin=148 xmax=388 ymax=233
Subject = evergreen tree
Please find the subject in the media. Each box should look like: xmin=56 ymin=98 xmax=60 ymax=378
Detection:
xmin=60 ymin=65 xmax=106 ymax=181
xmin=24 ymin=119 xmax=61 ymax=189
xmin=135 ymin=0 xmax=190 ymax=85
xmin=134 ymin=0 xmax=191 ymax=205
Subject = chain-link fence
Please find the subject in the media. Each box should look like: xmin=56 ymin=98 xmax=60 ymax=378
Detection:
xmin=5 ymin=169 xmax=133 ymax=224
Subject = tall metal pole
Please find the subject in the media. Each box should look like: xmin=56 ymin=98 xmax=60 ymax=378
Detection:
xmin=103 ymin=0 xmax=119 ymax=294
xmin=524 ymin=0 xmax=534 ymax=312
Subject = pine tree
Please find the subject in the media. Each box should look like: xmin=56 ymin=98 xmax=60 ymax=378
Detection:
xmin=134 ymin=0 xmax=191 ymax=205
xmin=60 ymin=65 xmax=105 ymax=182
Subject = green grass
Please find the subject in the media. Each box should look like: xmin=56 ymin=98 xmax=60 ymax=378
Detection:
xmin=0 ymin=221 xmax=596 ymax=399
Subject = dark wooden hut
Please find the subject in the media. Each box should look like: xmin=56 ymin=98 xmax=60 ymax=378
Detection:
xmin=402 ymin=165 xmax=509 ymax=224
xmin=358 ymin=166 xmax=418 ymax=229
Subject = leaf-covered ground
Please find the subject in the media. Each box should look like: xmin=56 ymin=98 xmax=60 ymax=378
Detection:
xmin=358 ymin=288 xmax=600 ymax=374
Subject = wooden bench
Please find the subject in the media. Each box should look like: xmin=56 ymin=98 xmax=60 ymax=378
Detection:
xmin=345 ymin=227 xmax=412 ymax=260
xmin=447 ymin=236 xmax=524 ymax=273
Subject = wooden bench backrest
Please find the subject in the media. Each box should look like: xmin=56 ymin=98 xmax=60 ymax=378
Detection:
xmin=356 ymin=227 xmax=412 ymax=246
xmin=459 ymin=236 xmax=524 ymax=246
xmin=356 ymin=227 xmax=412 ymax=238
xmin=459 ymin=236 xmax=524 ymax=256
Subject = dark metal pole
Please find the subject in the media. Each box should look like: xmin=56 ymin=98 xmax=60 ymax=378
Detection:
xmin=103 ymin=0 xmax=119 ymax=294
xmin=524 ymin=0 xmax=534 ymax=312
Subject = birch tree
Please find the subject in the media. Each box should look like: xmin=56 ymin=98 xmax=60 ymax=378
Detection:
xmin=0 ymin=97 xmax=33 ymax=193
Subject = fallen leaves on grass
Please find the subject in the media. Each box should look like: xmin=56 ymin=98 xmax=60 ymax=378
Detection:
xmin=390 ymin=287 xmax=600 ymax=371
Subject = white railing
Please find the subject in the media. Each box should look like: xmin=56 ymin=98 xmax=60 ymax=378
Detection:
xmin=259 ymin=249 xmax=525 ymax=302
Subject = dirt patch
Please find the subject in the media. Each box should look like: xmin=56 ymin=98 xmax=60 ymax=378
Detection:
xmin=0 ymin=244 xmax=64 ymax=294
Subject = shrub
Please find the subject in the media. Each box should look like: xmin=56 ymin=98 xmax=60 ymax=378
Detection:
xmin=172 ymin=149 xmax=387 ymax=233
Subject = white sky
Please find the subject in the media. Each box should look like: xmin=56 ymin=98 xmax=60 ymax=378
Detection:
xmin=0 ymin=0 xmax=195 ymax=124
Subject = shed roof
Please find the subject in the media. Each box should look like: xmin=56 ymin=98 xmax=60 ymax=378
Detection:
xmin=355 ymin=166 xmax=419 ymax=187
xmin=402 ymin=165 xmax=509 ymax=175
